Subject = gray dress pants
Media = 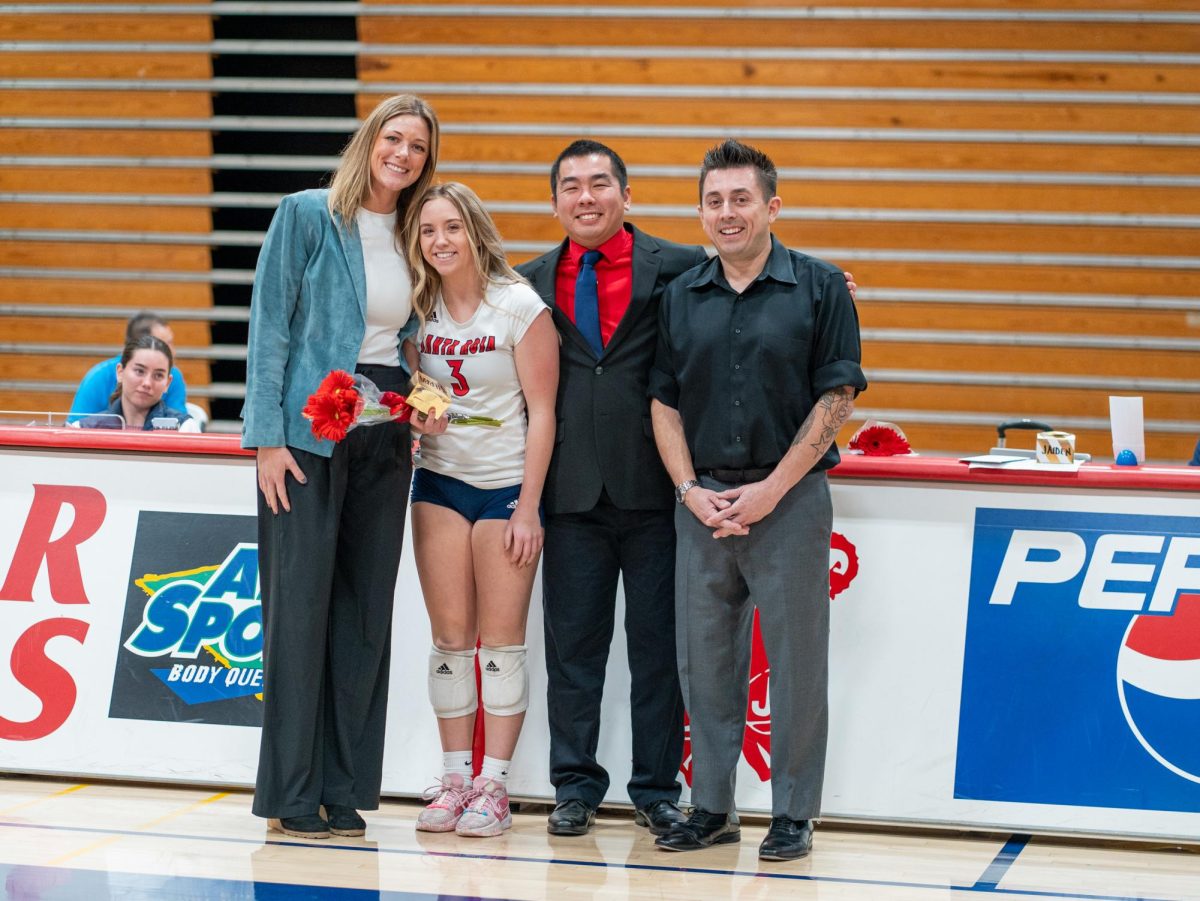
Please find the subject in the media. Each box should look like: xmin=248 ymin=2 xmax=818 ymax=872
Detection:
xmin=674 ymin=470 xmax=831 ymax=820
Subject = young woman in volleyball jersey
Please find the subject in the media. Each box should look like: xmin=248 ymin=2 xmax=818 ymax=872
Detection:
xmin=404 ymin=182 xmax=558 ymax=837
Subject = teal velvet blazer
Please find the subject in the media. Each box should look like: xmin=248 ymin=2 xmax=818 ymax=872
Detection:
xmin=241 ymin=189 xmax=418 ymax=457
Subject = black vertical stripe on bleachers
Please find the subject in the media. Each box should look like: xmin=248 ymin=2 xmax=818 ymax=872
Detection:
xmin=208 ymin=4 xmax=358 ymax=424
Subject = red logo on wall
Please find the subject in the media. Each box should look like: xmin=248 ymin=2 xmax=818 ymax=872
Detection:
xmin=680 ymin=531 xmax=860 ymax=785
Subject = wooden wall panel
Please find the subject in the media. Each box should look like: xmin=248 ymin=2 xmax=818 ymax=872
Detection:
xmin=0 ymin=51 xmax=211 ymax=79
xmin=0 ymin=203 xmax=211 ymax=232
xmin=0 ymin=15 xmax=212 ymax=42
xmin=0 ymin=9 xmax=217 ymax=410
xmin=489 ymin=213 xmax=1198 ymax=256
xmin=436 ymin=133 xmax=1200 ymax=176
xmin=405 ymin=94 xmax=1200 ymax=133
xmin=0 ymin=168 xmax=213 ymax=194
xmin=2 ymin=316 xmax=211 ymax=348
xmin=0 ymin=129 xmax=212 ymax=156
xmin=0 ymin=89 xmax=212 ymax=117
xmin=360 ymin=18 xmax=1199 ymax=53
xmin=362 ymin=56 xmax=1200 ymax=94
xmin=462 ymin=173 xmax=1200 ymax=216
xmin=863 ymin=383 xmax=1200 ymax=423
xmin=0 ymin=279 xmax=214 ymax=308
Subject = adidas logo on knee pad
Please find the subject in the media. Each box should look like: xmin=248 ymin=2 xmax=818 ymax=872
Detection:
xmin=479 ymin=646 xmax=529 ymax=717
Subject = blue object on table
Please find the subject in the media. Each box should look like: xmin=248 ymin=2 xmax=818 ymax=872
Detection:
xmin=1115 ymin=449 xmax=1139 ymax=466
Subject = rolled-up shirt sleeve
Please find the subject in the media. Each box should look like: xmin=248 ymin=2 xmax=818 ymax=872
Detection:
xmin=810 ymin=268 xmax=868 ymax=401
xmin=647 ymin=282 xmax=681 ymax=409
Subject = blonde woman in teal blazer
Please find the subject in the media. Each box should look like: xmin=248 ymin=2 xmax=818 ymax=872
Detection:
xmin=242 ymin=94 xmax=439 ymax=840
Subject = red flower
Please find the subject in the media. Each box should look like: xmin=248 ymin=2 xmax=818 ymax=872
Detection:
xmin=318 ymin=370 xmax=355 ymax=394
xmin=303 ymin=392 xmax=355 ymax=442
xmin=379 ymin=391 xmax=414 ymax=424
xmin=849 ymin=423 xmax=911 ymax=456
xmin=303 ymin=371 xmax=413 ymax=441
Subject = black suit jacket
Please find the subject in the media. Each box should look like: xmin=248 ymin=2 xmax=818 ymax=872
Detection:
xmin=517 ymin=224 xmax=709 ymax=515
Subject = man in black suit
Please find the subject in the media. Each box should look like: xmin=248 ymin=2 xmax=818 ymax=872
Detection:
xmin=516 ymin=141 xmax=708 ymax=836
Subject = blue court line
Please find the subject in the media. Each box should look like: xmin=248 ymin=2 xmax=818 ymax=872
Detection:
xmin=0 ymin=819 xmax=1179 ymax=901
xmin=0 ymin=862 xmax=493 ymax=901
xmin=974 ymin=834 xmax=1032 ymax=889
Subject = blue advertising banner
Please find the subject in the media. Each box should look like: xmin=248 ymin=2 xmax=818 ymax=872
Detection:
xmin=108 ymin=511 xmax=262 ymax=727
xmin=956 ymin=508 xmax=1200 ymax=813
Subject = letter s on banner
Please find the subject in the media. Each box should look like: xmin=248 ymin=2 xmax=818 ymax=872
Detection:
xmin=0 ymin=618 xmax=89 ymax=741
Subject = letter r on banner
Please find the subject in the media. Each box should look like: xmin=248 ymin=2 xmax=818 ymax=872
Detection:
xmin=0 ymin=485 xmax=106 ymax=605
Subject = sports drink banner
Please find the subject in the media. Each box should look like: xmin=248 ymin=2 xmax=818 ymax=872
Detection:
xmin=110 ymin=514 xmax=261 ymax=727
xmin=1 ymin=440 xmax=1198 ymax=841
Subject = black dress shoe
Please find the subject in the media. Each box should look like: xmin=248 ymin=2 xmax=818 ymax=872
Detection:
xmin=269 ymin=814 xmax=330 ymax=839
xmin=654 ymin=808 xmax=740 ymax=851
xmin=758 ymin=816 xmax=813 ymax=861
xmin=547 ymin=799 xmax=596 ymax=836
xmin=324 ymin=804 xmax=366 ymax=837
xmin=634 ymin=799 xmax=688 ymax=836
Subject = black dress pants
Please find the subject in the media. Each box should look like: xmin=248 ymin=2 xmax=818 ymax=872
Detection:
xmin=252 ymin=365 xmax=412 ymax=819
xmin=541 ymin=494 xmax=684 ymax=809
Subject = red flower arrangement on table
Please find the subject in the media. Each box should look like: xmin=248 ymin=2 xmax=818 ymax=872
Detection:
xmin=847 ymin=420 xmax=912 ymax=457
xmin=302 ymin=370 xmax=412 ymax=442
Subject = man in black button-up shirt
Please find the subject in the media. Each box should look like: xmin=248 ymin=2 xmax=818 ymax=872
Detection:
xmin=649 ymin=139 xmax=867 ymax=861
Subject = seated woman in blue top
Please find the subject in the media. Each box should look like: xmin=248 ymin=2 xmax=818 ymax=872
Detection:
xmin=70 ymin=311 xmax=188 ymax=419
xmin=78 ymin=335 xmax=197 ymax=432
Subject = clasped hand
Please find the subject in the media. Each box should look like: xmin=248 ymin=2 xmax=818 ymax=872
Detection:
xmin=686 ymin=480 xmax=783 ymax=538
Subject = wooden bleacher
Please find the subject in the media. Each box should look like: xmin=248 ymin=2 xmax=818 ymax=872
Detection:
xmin=1 ymin=0 xmax=1197 ymax=458
xmin=0 ymin=3 xmax=216 ymax=419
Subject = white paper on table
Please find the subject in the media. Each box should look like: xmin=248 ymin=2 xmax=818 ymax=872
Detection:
xmin=968 ymin=458 xmax=1086 ymax=473
xmin=959 ymin=454 xmax=1030 ymax=466
xmin=1109 ymin=395 xmax=1145 ymax=463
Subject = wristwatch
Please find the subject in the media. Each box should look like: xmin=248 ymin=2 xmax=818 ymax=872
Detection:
xmin=674 ymin=478 xmax=699 ymax=504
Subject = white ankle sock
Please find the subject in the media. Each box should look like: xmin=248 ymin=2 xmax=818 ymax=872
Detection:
xmin=442 ymin=750 xmax=473 ymax=780
xmin=480 ymin=755 xmax=511 ymax=784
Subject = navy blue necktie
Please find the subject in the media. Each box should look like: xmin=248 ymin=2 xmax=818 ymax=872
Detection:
xmin=575 ymin=249 xmax=604 ymax=358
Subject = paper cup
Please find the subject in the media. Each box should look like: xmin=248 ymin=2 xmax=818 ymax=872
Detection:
xmin=1036 ymin=431 xmax=1076 ymax=464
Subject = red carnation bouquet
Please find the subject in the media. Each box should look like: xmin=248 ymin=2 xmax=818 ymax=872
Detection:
xmin=847 ymin=419 xmax=913 ymax=456
xmin=302 ymin=370 xmax=412 ymax=442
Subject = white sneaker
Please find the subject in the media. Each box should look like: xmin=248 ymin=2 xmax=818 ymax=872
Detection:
xmin=416 ymin=773 xmax=471 ymax=833
xmin=455 ymin=776 xmax=512 ymax=837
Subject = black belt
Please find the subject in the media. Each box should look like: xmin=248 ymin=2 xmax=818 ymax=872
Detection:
xmin=702 ymin=466 xmax=776 ymax=484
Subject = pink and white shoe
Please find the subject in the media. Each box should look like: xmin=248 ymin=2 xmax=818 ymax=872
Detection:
xmin=455 ymin=776 xmax=512 ymax=837
xmin=416 ymin=773 xmax=471 ymax=833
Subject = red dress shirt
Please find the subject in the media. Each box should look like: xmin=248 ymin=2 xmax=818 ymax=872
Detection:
xmin=554 ymin=227 xmax=634 ymax=348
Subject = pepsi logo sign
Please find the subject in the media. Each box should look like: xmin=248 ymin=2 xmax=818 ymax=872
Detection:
xmin=956 ymin=508 xmax=1200 ymax=814
xmin=1117 ymin=595 xmax=1200 ymax=784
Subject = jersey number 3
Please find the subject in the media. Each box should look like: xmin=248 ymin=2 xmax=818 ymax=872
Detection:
xmin=446 ymin=359 xmax=469 ymax=396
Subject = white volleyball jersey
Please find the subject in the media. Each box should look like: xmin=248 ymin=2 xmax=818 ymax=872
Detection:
xmin=416 ymin=280 xmax=548 ymax=489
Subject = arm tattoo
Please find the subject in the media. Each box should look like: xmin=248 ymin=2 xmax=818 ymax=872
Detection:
xmin=792 ymin=386 xmax=856 ymax=452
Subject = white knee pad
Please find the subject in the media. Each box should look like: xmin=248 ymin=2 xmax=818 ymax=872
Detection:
xmin=479 ymin=645 xmax=529 ymax=716
xmin=428 ymin=646 xmax=478 ymax=719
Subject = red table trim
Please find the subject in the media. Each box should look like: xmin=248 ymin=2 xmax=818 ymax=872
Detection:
xmin=1 ymin=427 xmax=1196 ymax=491
xmin=0 ymin=426 xmax=255 ymax=457
xmin=831 ymin=454 xmax=1200 ymax=492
